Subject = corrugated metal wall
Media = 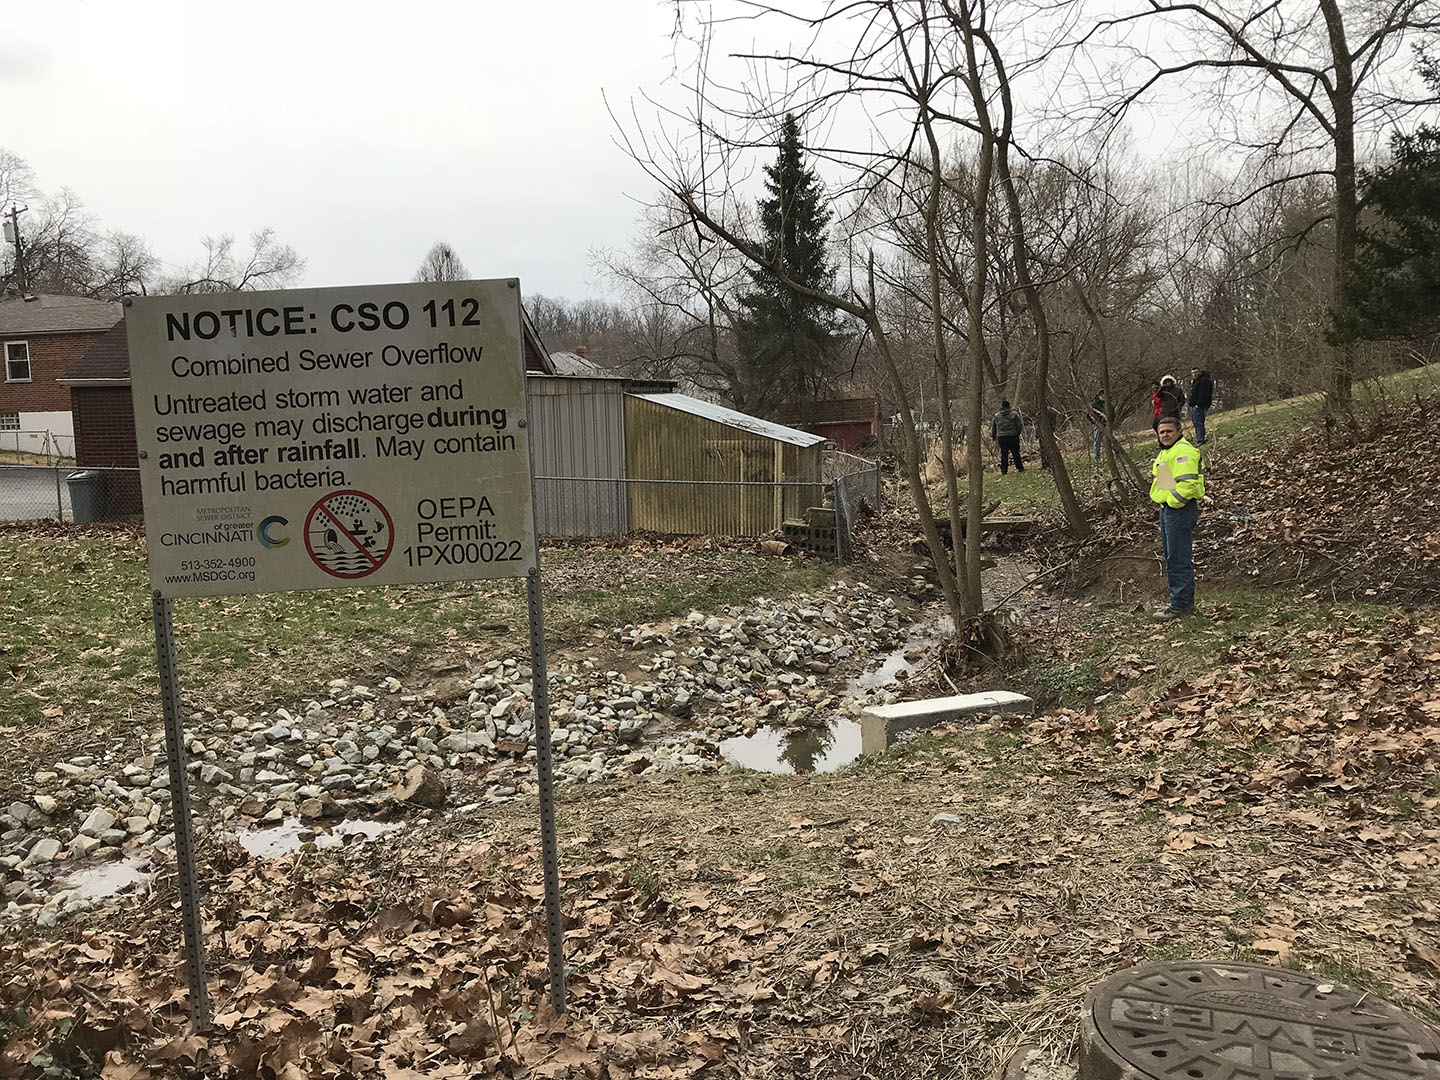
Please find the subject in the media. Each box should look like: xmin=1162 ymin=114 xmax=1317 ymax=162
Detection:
xmin=782 ymin=443 xmax=826 ymax=523
xmin=625 ymin=396 xmax=826 ymax=536
xmin=528 ymin=378 xmax=627 ymax=536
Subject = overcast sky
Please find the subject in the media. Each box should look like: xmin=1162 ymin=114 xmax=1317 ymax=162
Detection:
xmin=3 ymin=0 xmax=698 ymax=302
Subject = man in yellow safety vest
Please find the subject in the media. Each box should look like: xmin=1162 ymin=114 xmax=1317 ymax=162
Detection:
xmin=1150 ymin=415 xmax=1205 ymax=620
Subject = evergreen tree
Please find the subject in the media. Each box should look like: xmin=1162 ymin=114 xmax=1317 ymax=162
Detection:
xmin=734 ymin=114 xmax=845 ymax=414
xmin=1340 ymin=56 xmax=1440 ymax=341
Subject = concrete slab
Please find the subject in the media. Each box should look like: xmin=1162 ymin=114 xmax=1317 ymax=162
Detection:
xmin=860 ymin=690 xmax=1034 ymax=755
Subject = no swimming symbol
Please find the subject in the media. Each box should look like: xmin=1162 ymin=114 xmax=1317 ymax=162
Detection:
xmin=304 ymin=490 xmax=395 ymax=578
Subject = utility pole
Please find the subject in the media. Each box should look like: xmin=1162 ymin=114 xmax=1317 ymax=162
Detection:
xmin=3 ymin=204 xmax=27 ymax=293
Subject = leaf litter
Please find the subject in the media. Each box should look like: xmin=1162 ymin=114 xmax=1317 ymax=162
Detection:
xmin=5 ymin=401 xmax=1440 ymax=1076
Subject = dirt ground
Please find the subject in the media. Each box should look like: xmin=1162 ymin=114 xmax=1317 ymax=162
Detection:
xmin=4 ymin=408 xmax=1440 ymax=1079
xmin=8 ymin=680 xmax=1436 ymax=1078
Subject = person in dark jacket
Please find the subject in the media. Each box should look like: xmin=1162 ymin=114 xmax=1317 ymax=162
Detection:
xmin=991 ymin=401 xmax=1024 ymax=474
xmin=1188 ymin=367 xmax=1213 ymax=445
xmin=1158 ymin=375 xmax=1186 ymax=420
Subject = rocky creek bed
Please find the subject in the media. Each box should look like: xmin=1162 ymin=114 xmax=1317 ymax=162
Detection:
xmin=1 ymin=578 xmax=968 ymax=926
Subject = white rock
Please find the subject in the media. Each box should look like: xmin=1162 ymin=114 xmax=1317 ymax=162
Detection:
xmin=25 ymin=837 xmax=62 ymax=865
xmin=79 ymin=807 xmax=116 ymax=838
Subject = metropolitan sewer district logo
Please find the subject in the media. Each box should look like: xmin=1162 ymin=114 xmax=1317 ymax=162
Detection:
xmin=304 ymin=490 xmax=395 ymax=579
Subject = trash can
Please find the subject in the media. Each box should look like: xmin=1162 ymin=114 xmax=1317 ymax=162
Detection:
xmin=66 ymin=470 xmax=105 ymax=524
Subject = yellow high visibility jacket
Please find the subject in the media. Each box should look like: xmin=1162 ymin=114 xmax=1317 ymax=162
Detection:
xmin=1150 ymin=437 xmax=1205 ymax=509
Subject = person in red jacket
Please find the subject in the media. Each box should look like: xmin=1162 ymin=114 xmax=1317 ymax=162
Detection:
xmin=1158 ymin=374 xmax=1186 ymax=420
xmin=1150 ymin=380 xmax=1163 ymax=432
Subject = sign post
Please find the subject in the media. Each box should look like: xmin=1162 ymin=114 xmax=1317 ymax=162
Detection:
xmin=150 ymin=592 xmax=210 ymax=1031
xmin=525 ymin=568 xmax=566 ymax=1009
xmin=126 ymin=279 xmax=565 ymax=1021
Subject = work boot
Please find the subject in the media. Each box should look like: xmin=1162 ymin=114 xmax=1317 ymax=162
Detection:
xmin=1153 ymin=608 xmax=1192 ymax=622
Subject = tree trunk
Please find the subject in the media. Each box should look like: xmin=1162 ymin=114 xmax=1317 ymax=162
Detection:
xmin=954 ymin=0 xmax=1091 ymax=540
xmin=920 ymin=94 xmax=979 ymax=615
xmin=1072 ymin=284 xmax=1147 ymax=495
xmin=1319 ymin=0 xmax=1356 ymax=407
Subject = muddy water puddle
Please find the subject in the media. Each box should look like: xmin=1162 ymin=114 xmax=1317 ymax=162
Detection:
xmin=57 ymin=857 xmax=154 ymax=901
xmin=714 ymin=609 xmax=959 ymax=774
xmin=719 ymin=717 xmax=862 ymax=774
xmin=849 ymin=613 xmax=955 ymax=692
xmin=238 ymin=817 xmax=402 ymax=858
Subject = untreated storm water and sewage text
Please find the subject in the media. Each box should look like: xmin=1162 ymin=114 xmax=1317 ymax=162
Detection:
xmin=126 ymin=282 xmax=538 ymax=598
xmin=150 ymin=388 xmax=515 ymax=495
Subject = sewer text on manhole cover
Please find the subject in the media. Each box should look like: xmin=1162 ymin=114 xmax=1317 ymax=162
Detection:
xmin=1080 ymin=961 xmax=1440 ymax=1080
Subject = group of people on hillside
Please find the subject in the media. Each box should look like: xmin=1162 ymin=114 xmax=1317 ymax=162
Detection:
xmin=989 ymin=367 xmax=1213 ymax=473
xmin=1147 ymin=368 xmax=1214 ymax=445
xmin=988 ymin=366 xmax=1216 ymax=623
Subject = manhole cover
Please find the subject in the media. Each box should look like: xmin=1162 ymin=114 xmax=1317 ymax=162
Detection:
xmin=1080 ymin=961 xmax=1440 ymax=1080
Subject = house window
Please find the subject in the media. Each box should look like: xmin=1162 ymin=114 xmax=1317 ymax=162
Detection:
xmin=4 ymin=342 xmax=30 ymax=382
xmin=0 ymin=413 xmax=18 ymax=431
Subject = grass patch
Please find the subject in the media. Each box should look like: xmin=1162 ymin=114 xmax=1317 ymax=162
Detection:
xmin=957 ymin=365 xmax=1440 ymax=514
xmin=1029 ymin=658 xmax=1101 ymax=701
xmin=0 ymin=531 xmax=837 ymax=727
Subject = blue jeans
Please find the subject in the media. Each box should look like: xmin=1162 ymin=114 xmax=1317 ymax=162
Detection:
xmin=1159 ymin=501 xmax=1199 ymax=613
xmin=1189 ymin=405 xmax=1207 ymax=445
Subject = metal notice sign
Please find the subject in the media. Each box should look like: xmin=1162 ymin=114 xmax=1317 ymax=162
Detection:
xmin=124 ymin=280 xmax=566 ymax=1030
xmin=126 ymin=280 xmax=535 ymax=597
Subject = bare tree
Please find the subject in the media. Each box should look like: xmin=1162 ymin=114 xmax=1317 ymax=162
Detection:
xmin=620 ymin=0 xmax=1061 ymax=633
xmin=0 ymin=149 xmax=36 ymax=210
xmin=0 ymin=147 xmax=300 ymax=300
xmin=595 ymin=196 xmax=750 ymax=395
xmin=166 ymin=229 xmax=305 ymax=294
xmin=947 ymin=0 xmax=1091 ymax=539
xmin=1087 ymin=0 xmax=1440 ymax=403
xmin=414 ymin=241 xmax=470 ymax=283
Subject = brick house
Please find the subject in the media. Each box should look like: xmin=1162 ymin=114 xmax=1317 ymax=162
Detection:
xmin=56 ymin=320 xmax=144 ymax=513
xmin=776 ymin=391 xmax=881 ymax=452
xmin=0 ymin=294 xmax=123 ymax=455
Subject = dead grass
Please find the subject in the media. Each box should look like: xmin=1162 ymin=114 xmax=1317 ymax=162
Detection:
xmin=11 ymin=709 xmax=1433 ymax=1078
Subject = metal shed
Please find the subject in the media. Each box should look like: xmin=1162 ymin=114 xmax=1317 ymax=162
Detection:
xmin=528 ymin=376 xmax=629 ymax=537
xmin=624 ymin=392 xmax=826 ymax=537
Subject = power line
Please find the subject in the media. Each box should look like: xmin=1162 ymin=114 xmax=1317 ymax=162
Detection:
xmin=4 ymin=203 xmax=28 ymax=292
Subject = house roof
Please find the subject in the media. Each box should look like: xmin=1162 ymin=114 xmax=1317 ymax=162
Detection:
xmin=549 ymin=351 xmax=606 ymax=377
xmin=776 ymin=392 xmax=879 ymax=427
xmin=630 ymin=392 xmax=828 ymax=448
xmin=63 ymin=306 xmax=558 ymax=385
xmin=60 ymin=319 xmax=130 ymax=384
xmin=0 ymin=294 xmax=124 ymax=335
xmin=520 ymin=308 xmax=556 ymax=375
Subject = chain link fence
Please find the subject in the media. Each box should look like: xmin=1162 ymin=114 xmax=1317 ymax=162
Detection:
xmin=0 ymin=429 xmax=76 ymax=460
xmin=827 ymin=449 xmax=882 ymax=563
xmin=0 ymin=466 xmax=143 ymax=523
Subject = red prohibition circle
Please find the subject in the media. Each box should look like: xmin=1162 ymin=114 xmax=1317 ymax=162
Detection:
xmin=303 ymin=489 xmax=397 ymax=579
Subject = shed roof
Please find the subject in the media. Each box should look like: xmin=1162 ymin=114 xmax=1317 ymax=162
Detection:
xmin=630 ymin=392 xmax=827 ymax=447
xmin=520 ymin=307 xmax=556 ymax=375
xmin=0 ymin=294 xmax=123 ymax=335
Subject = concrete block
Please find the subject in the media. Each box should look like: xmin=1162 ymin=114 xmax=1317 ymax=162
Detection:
xmin=860 ymin=690 xmax=1033 ymax=754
